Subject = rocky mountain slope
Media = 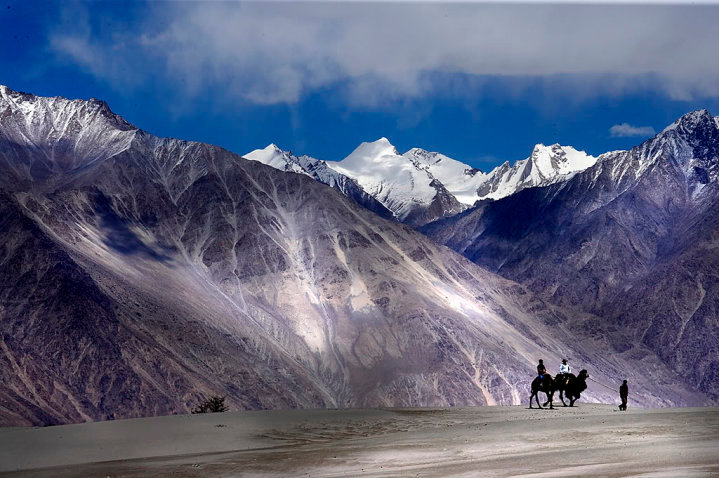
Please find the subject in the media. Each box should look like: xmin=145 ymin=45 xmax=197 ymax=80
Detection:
xmin=1 ymin=86 xmax=707 ymax=426
xmin=246 ymin=140 xmax=595 ymax=227
xmin=244 ymin=144 xmax=394 ymax=220
xmin=424 ymin=109 xmax=719 ymax=401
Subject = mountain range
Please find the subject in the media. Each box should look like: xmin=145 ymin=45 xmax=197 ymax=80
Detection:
xmin=423 ymin=109 xmax=719 ymax=402
xmin=245 ymin=140 xmax=595 ymax=227
xmin=251 ymin=108 xmax=719 ymax=404
xmin=0 ymin=85 xmax=715 ymax=426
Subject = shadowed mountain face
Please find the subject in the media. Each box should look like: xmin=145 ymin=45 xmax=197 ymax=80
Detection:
xmin=424 ymin=110 xmax=719 ymax=401
xmin=0 ymin=87 xmax=710 ymax=426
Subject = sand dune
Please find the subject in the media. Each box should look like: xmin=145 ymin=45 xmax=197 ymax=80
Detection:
xmin=1 ymin=404 xmax=717 ymax=477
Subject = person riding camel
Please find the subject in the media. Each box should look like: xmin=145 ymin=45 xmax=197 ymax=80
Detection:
xmin=559 ymin=359 xmax=571 ymax=375
xmin=537 ymin=359 xmax=547 ymax=379
xmin=558 ymin=359 xmax=572 ymax=386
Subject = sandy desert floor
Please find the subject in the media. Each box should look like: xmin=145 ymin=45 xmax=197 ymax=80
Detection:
xmin=0 ymin=404 xmax=717 ymax=477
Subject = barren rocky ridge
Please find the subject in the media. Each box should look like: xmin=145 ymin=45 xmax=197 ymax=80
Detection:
xmin=0 ymin=86 xmax=713 ymax=426
xmin=423 ymin=109 xmax=719 ymax=402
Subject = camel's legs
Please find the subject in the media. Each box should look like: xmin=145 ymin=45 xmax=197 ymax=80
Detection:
xmin=543 ymin=393 xmax=553 ymax=408
xmin=530 ymin=392 xmax=542 ymax=409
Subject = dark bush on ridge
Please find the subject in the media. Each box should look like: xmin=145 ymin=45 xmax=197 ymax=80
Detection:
xmin=192 ymin=396 xmax=229 ymax=414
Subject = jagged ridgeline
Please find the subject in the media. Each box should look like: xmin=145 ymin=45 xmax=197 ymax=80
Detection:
xmin=423 ymin=109 xmax=719 ymax=403
xmin=0 ymin=86 xmax=713 ymax=426
xmin=245 ymin=140 xmax=596 ymax=227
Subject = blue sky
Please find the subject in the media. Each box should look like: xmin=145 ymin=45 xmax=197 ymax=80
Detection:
xmin=3 ymin=1 xmax=719 ymax=171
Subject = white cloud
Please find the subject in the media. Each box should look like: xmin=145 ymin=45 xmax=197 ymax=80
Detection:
xmin=49 ymin=3 xmax=719 ymax=106
xmin=609 ymin=123 xmax=657 ymax=138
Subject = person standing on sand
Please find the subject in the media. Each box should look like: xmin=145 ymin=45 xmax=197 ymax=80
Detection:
xmin=619 ymin=380 xmax=629 ymax=411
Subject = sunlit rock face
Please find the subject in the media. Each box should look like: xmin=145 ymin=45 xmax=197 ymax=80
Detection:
xmin=424 ymin=110 xmax=719 ymax=402
xmin=0 ymin=87 xmax=710 ymax=426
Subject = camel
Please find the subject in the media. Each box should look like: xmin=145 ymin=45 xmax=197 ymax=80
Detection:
xmin=546 ymin=369 xmax=589 ymax=407
xmin=529 ymin=374 xmax=554 ymax=409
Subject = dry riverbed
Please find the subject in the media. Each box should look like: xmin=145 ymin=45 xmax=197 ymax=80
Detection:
xmin=1 ymin=404 xmax=717 ymax=477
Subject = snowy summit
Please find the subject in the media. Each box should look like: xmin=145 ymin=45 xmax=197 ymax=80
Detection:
xmin=246 ymin=138 xmax=596 ymax=226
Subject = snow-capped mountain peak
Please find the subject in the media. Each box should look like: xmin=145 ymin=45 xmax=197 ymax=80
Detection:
xmin=244 ymin=143 xmax=311 ymax=176
xmin=0 ymin=85 xmax=137 ymax=189
xmin=325 ymin=139 xmax=442 ymax=223
xmin=634 ymin=108 xmax=719 ymax=188
xmin=660 ymin=109 xmax=715 ymax=137
xmin=339 ymin=137 xmax=400 ymax=170
xmin=0 ymin=85 xmax=133 ymax=131
xmin=528 ymin=143 xmax=597 ymax=178
xmin=243 ymin=143 xmax=395 ymax=220
xmin=475 ymin=143 xmax=596 ymax=201
xmin=245 ymin=137 xmax=598 ymax=223
xmin=676 ymin=108 xmax=713 ymax=128
xmin=642 ymin=109 xmax=718 ymax=165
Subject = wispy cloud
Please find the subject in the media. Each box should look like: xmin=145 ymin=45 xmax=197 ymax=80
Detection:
xmin=49 ymin=3 xmax=719 ymax=106
xmin=609 ymin=123 xmax=657 ymax=138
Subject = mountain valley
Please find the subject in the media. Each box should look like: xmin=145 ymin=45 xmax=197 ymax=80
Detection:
xmin=0 ymin=85 xmax=715 ymax=426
